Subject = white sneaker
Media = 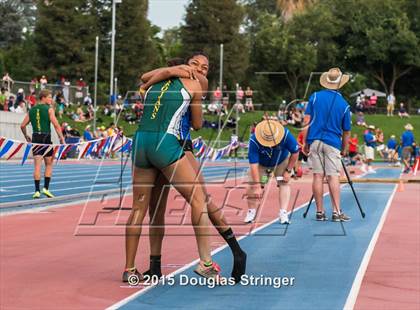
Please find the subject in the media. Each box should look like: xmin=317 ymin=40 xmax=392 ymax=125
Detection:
xmin=368 ymin=167 xmax=376 ymax=173
xmin=279 ymin=209 xmax=290 ymax=224
xmin=244 ymin=209 xmax=256 ymax=223
xmin=360 ymin=165 xmax=367 ymax=173
xmin=395 ymin=162 xmax=401 ymax=167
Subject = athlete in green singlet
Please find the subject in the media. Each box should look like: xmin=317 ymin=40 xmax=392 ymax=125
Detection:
xmin=20 ymin=89 xmax=65 ymax=198
xmin=138 ymin=54 xmax=247 ymax=284
xmin=124 ymin=54 xmax=222 ymax=282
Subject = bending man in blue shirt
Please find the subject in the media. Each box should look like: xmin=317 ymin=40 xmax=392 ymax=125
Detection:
xmin=302 ymin=68 xmax=351 ymax=222
xmin=244 ymin=120 xmax=299 ymax=224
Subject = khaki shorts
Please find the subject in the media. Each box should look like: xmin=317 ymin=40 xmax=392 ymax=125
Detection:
xmin=364 ymin=145 xmax=375 ymax=160
xmin=309 ymin=140 xmax=341 ymax=176
xmin=402 ymin=146 xmax=413 ymax=160
xmin=248 ymin=157 xmax=289 ymax=183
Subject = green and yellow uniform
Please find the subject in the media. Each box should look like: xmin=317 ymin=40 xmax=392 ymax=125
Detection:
xmin=133 ymin=78 xmax=191 ymax=169
xmin=29 ymin=103 xmax=53 ymax=156
xmin=29 ymin=103 xmax=51 ymax=133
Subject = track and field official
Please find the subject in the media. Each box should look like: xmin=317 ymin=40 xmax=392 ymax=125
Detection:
xmin=244 ymin=120 xmax=299 ymax=224
xmin=302 ymin=68 xmax=351 ymax=222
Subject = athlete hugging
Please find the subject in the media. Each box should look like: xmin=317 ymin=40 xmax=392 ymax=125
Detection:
xmin=123 ymin=52 xmax=247 ymax=285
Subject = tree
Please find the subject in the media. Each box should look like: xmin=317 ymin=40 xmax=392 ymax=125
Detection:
xmin=276 ymin=0 xmax=316 ymax=22
xmin=252 ymin=13 xmax=317 ymax=100
xmin=114 ymin=0 xmax=160 ymax=92
xmin=0 ymin=0 xmax=27 ymax=48
xmin=333 ymin=0 xmax=420 ymax=95
xmin=34 ymin=0 xmax=98 ymax=81
xmin=181 ymin=0 xmax=249 ymax=87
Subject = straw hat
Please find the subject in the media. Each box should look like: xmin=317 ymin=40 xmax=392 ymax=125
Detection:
xmin=405 ymin=123 xmax=413 ymax=131
xmin=368 ymin=125 xmax=375 ymax=130
xmin=255 ymin=120 xmax=285 ymax=147
xmin=320 ymin=68 xmax=350 ymax=90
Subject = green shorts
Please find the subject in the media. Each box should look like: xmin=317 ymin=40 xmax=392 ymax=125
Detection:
xmin=132 ymin=131 xmax=184 ymax=169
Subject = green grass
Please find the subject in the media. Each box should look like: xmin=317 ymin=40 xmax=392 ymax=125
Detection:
xmin=62 ymin=106 xmax=419 ymax=145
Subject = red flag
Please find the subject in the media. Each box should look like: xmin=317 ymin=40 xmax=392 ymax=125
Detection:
xmin=6 ymin=143 xmax=24 ymax=160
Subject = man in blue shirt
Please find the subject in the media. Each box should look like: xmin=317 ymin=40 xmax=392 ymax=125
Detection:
xmin=401 ymin=123 xmax=415 ymax=173
xmin=361 ymin=125 xmax=377 ymax=173
xmin=244 ymin=120 xmax=299 ymax=224
xmin=302 ymin=68 xmax=351 ymax=222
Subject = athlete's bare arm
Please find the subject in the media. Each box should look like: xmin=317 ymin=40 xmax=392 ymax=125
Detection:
xmin=140 ymin=65 xmax=195 ymax=89
xmin=181 ymin=78 xmax=203 ymax=130
xmin=48 ymin=108 xmax=65 ymax=144
xmin=20 ymin=114 xmax=31 ymax=142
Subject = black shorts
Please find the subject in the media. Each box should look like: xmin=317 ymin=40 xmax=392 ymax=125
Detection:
xmin=178 ymin=139 xmax=193 ymax=153
xmin=298 ymin=151 xmax=307 ymax=162
xmin=32 ymin=133 xmax=53 ymax=157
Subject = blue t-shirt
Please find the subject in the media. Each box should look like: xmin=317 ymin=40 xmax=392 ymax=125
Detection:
xmin=387 ymin=138 xmax=397 ymax=150
xmin=248 ymin=129 xmax=299 ymax=167
xmin=180 ymin=109 xmax=191 ymax=141
xmin=83 ymin=130 xmax=93 ymax=141
xmin=364 ymin=131 xmax=376 ymax=147
xmin=305 ymin=90 xmax=351 ymax=150
xmin=401 ymin=130 xmax=414 ymax=148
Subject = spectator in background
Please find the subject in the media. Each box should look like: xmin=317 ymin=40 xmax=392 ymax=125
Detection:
xmin=7 ymin=95 xmax=15 ymax=111
xmin=0 ymin=88 xmax=7 ymax=110
xmin=15 ymin=88 xmax=25 ymax=109
xmin=55 ymin=91 xmax=65 ymax=119
xmin=356 ymin=92 xmax=364 ymax=112
xmin=75 ymin=106 xmax=86 ymax=122
xmin=40 ymin=75 xmax=48 ymax=90
xmin=398 ymin=102 xmax=410 ymax=118
xmin=83 ymin=93 xmax=92 ymax=106
xmin=30 ymin=77 xmax=38 ymax=94
xmin=213 ymin=86 xmax=222 ymax=112
xmin=83 ymin=125 xmax=94 ymax=141
xmin=63 ymin=79 xmax=70 ymax=103
xmin=368 ymin=92 xmax=377 ymax=113
xmin=348 ymin=134 xmax=363 ymax=166
xmin=107 ymin=123 xmax=116 ymax=137
xmin=401 ymin=123 xmax=415 ymax=173
xmin=356 ymin=111 xmax=366 ymax=126
xmin=386 ymin=92 xmax=395 ymax=116
xmin=133 ymin=100 xmax=143 ymax=120
xmin=26 ymin=91 xmax=37 ymax=108
xmin=2 ymin=72 xmax=14 ymax=92
xmin=222 ymin=84 xmax=230 ymax=112
xmin=236 ymin=86 xmax=244 ymax=105
xmin=361 ymin=125 xmax=376 ymax=174
xmin=245 ymin=86 xmax=254 ymax=111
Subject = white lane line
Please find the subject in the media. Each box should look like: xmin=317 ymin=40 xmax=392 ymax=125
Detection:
xmin=343 ymin=184 xmax=398 ymax=310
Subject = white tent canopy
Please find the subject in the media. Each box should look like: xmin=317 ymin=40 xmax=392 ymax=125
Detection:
xmin=350 ymin=88 xmax=386 ymax=97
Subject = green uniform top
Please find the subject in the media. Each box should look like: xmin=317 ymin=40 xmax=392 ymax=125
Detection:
xmin=138 ymin=78 xmax=191 ymax=138
xmin=29 ymin=103 xmax=51 ymax=133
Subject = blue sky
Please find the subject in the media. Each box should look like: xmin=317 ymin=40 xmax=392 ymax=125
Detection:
xmin=148 ymin=0 xmax=190 ymax=31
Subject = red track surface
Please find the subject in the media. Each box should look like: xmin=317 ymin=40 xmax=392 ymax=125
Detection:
xmin=355 ymin=183 xmax=420 ymax=310
xmin=0 ymin=175 xmax=314 ymax=310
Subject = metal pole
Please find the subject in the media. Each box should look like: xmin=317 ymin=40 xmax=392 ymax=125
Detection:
xmin=114 ymin=77 xmax=118 ymax=123
xmin=235 ymin=83 xmax=239 ymax=136
xmin=218 ymin=44 xmax=223 ymax=133
xmin=109 ymin=0 xmax=116 ymax=110
xmin=93 ymin=36 xmax=99 ymax=130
